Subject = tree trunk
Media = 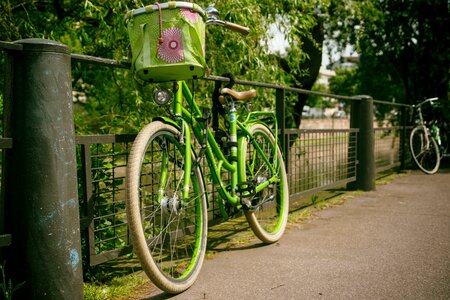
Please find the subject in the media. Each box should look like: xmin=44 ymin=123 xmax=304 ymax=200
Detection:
xmin=279 ymin=19 xmax=324 ymax=129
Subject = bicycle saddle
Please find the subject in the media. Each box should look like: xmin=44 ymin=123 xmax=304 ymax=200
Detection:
xmin=219 ymin=87 xmax=256 ymax=104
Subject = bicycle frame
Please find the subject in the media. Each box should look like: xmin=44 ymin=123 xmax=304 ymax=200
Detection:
xmin=414 ymin=97 xmax=442 ymax=153
xmin=156 ymin=80 xmax=280 ymax=214
xmin=414 ymin=106 xmax=434 ymax=151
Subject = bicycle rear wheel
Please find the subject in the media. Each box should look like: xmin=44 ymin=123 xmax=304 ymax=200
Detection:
xmin=409 ymin=126 xmax=440 ymax=174
xmin=241 ymin=124 xmax=289 ymax=243
xmin=126 ymin=121 xmax=207 ymax=294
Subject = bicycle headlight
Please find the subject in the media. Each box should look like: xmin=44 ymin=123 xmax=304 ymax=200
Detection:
xmin=152 ymin=85 xmax=173 ymax=106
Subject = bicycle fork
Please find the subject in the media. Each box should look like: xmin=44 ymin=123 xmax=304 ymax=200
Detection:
xmin=157 ymin=120 xmax=193 ymax=213
xmin=423 ymin=126 xmax=434 ymax=151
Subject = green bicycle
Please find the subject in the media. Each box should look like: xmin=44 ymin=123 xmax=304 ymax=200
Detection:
xmin=125 ymin=3 xmax=289 ymax=294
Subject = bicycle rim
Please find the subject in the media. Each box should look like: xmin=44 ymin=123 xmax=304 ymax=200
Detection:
xmin=126 ymin=121 xmax=207 ymax=294
xmin=242 ymin=124 xmax=289 ymax=243
xmin=410 ymin=126 xmax=440 ymax=174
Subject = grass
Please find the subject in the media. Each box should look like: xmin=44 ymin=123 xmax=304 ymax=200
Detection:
xmin=84 ymin=272 xmax=148 ymax=300
xmin=83 ymin=171 xmax=403 ymax=300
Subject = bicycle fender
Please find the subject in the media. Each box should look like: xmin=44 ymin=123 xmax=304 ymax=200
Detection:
xmin=153 ymin=116 xmax=181 ymax=130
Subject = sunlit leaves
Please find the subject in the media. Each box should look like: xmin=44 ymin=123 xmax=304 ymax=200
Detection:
xmin=0 ymin=0 xmax=329 ymax=132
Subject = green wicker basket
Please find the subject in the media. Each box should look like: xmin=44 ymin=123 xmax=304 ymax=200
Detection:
xmin=125 ymin=2 xmax=206 ymax=83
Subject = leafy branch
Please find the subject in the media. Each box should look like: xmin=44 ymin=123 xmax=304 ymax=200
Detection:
xmin=0 ymin=261 xmax=25 ymax=300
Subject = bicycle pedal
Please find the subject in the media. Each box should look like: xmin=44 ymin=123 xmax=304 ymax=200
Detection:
xmin=237 ymin=181 xmax=256 ymax=199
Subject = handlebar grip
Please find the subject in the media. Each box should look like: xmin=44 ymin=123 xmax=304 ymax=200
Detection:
xmin=223 ymin=21 xmax=250 ymax=35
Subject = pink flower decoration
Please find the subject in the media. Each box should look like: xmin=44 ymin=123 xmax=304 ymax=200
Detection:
xmin=181 ymin=8 xmax=200 ymax=23
xmin=158 ymin=28 xmax=184 ymax=63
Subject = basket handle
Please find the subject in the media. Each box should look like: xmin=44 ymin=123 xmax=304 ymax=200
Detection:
xmin=155 ymin=2 xmax=164 ymax=44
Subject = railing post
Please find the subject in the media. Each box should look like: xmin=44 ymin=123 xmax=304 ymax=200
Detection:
xmin=400 ymin=106 xmax=408 ymax=170
xmin=348 ymin=96 xmax=376 ymax=191
xmin=0 ymin=45 xmax=15 ymax=260
xmin=4 ymin=39 xmax=83 ymax=299
xmin=276 ymin=88 xmax=289 ymax=172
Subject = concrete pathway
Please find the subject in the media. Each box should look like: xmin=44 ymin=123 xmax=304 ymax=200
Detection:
xmin=140 ymin=169 xmax=450 ymax=299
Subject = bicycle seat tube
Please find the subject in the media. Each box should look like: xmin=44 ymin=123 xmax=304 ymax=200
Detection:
xmin=228 ymin=101 xmax=239 ymax=196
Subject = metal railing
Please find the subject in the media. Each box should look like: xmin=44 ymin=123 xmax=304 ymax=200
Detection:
xmin=374 ymin=127 xmax=402 ymax=172
xmin=74 ymin=123 xmax=408 ymax=266
xmin=67 ymin=64 xmax=411 ymax=267
xmin=0 ymin=39 xmax=413 ymax=296
xmin=76 ymin=135 xmax=134 ymax=265
xmin=75 ymin=128 xmax=361 ymax=266
xmin=287 ymin=128 xmax=358 ymax=198
xmin=73 ymin=111 xmax=411 ymax=267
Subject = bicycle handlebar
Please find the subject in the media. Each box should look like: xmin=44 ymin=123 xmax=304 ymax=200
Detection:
xmin=205 ymin=6 xmax=250 ymax=35
xmin=206 ymin=19 xmax=250 ymax=35
xmin=126 ymin=4 xmax=250 ymax=35
xmin=222 ymin=20 xmax=250 ymax=35
xmin=415 ymin=97 xmax=439 ymax=108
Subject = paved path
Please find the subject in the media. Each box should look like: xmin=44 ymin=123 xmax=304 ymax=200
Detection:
xmin=142 ymin=170 xmax=450 ymax=299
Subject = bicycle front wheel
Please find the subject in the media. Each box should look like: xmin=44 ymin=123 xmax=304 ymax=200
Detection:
xmin=409 ymin=126 xmax=440 ymax=174
xmin=126 ymin=121 xmax=207 ymax=294
xmin=241 ymin=124 xmax=289 ymax=243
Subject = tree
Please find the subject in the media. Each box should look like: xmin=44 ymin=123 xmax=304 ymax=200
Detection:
xmin=0 ymin=0 xmax=325 ymax=132
xmin=328 ymin=67 xmax=360 ymax=97
xmin=277 ymin=16 xmax=325 ymax=128
xmin=326 ymin=0 xmax=450 ymax=106
xmin=261 ymin=1 xmax=329 ymax=128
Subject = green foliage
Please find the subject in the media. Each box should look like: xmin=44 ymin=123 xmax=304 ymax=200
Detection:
xmin=92 ymin=167 xmax=126 ymax=253
xmin=0 ymin=261 xmax=25 ymax=300
xmin=325 ymin=0 xmax=449 ymax=105
xmin=329 ymin=64 xmax=406 ymax=121
xmin=0 ymin=0 xmax=328 ymax=133
xmin=0 ymin=1 xmax=138 ymax=58
xmin=89 ymin=143 xmax=127 ymax=253
xmin=329 ymin=67 xmax=359 ymax=97
xmin=307 ymin=82 xmax=334 ymax=108
xmin=76 ymin=142 xmax=130 ymax=279
xmin=3 ymin=0 xmax=447 ymax=129
xmin=0 ymin=92 xmax=3 ymax=136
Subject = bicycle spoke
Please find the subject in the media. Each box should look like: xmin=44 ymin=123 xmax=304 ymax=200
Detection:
xmin=243 ymin=124 xmax=288 ymax=243
xmin=127 ymin=122 xmax=207 ymax=293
